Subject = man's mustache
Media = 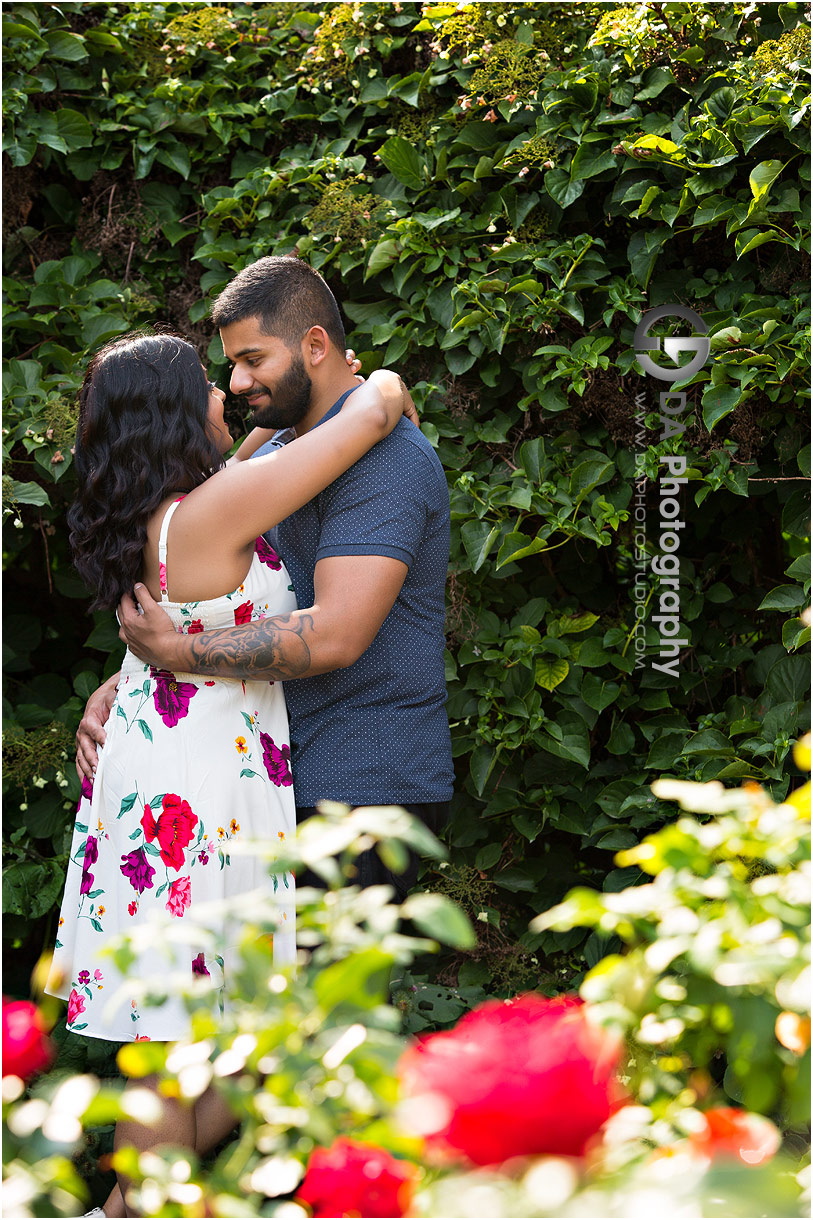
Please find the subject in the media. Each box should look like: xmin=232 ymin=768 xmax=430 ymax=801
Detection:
xmin=237 ymin=386 xmax=271 ymax=402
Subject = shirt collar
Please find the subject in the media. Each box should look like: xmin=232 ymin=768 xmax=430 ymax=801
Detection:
xmin=313 ymin=386 xmax=359 ymax=429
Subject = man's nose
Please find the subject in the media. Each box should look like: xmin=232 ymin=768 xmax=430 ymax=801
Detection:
xmin=230 ymin=365 xmax=255 ymax=395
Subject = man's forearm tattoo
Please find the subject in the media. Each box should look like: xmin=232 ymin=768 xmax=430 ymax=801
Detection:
xmin=186 ymin=612 xmax=315 ymax=680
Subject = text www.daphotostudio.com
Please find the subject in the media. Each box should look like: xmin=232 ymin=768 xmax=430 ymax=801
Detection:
xmin=631 ymin=306 xmax=711 ymax=678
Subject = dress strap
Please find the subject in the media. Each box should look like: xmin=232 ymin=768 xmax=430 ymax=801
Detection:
xmin=157 ymin=496 xmax=186 ymax=603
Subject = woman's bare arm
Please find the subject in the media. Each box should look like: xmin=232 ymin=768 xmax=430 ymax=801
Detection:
xmin=176 ymin=370 xmax=413 ymax=551
xmin=226 ymin=350 xmax=363 ymax=465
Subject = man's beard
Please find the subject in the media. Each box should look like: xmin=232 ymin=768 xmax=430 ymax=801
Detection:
xmin=248 ymin=350 xmax=312 ymax=430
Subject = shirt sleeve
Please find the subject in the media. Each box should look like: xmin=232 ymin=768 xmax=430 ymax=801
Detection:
xmin=314 ymin=428 xmax=436 ymax=569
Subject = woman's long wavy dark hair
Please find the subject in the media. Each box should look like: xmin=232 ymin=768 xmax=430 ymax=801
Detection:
xmin=68 ymin=332 xmax=225 ymax=610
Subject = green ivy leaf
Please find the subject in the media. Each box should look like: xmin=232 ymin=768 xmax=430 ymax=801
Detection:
xmin=581 ymin=673 xmax=620 ymax=711
xmin=734 ymin=227 xmax=786 ymax=258
xmin=6 ymin=479 xmax=50 ymax=508
xmin=749 ymin=159 xmax=784 ymax=202
xmin=544 ymin=167 xmax=584 ymax=208
xmin=460 ymin=519 xmax=500 ymax=573
xmin=378 ymin=135 xmax=424 ymax=191
xmin=364 ymin=238 xmax=400 ymax=281
xmin=758 ymin=585 xmax=808 ymax=612
xmin=44 ymin=29 xmax=87 ymax=61
xmin=535 ymin=658 xmax=569 ymax=691
xmin=470 ymin=744 xmax=498 ymax=796
xmin=496 ymin=530 xmax=546 ymax=568
xmin=702 ymin=384 xmax=741 ymax=430
xmin=156 ymin=143 xmax=192 ymax=179
xmin=558 ymin=612 xmax=600 ymax=634
xmin=401 ymin=892 xmax=476 ymax=948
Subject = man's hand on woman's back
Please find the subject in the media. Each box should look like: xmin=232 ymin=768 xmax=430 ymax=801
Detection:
xmin=75 ymin=672 xmax=119 ymax=779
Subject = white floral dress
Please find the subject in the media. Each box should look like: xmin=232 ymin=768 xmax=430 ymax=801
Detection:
xmin=47 ymin=498 xmax=297 ymax=1041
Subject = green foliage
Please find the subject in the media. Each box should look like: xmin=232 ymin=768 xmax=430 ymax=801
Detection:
xmin=2 ymin=806 xmax=808 ymax=1217
xmin=534 ymin=770 xmax=811 ymax=1126
xmin=2 ymin=1 xmax=810 ymax=1031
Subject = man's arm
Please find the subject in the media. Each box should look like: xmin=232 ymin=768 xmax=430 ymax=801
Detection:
xmin=117 ymin=555 xmax=407 ymax=680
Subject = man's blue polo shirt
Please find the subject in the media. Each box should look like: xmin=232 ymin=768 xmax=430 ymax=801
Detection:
xmin=251 ymin=389 xmax=454 ymax=807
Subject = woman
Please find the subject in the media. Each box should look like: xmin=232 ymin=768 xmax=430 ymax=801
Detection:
xmin=44 ymin=331 xmax=412 ymax=1217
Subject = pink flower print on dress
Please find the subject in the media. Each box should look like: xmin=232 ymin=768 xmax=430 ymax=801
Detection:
xmin=159 ymin=561 xmax=168 ymax=595
xmin=141 ymin=795 xmax=198 ymax=870
xmin=78 ymin=970 xmax=90 ymax=985
xmin=80 ymin=835 xmax=98 ymax=896
xmin=255 ymin=537 xmax=282 ymax=570
xmin=80 ymin=775 xmax=94 ymax=804
xmin=67 ymin=989 xmax=86 ymax=1025
xmin=94 ymin=970 xmax=103 ymax=985
xmin=234 ymin=601 xmax=254 ymax=625
xmin=259 ymin=732 xmax=293 ymax=787
xmin=166 ymin=876 xmax=191 ymax=917
xmin=120 ymin=848 xmax=156 ymax=895
xmin=149 ymin=667 xmax=198 ymax=728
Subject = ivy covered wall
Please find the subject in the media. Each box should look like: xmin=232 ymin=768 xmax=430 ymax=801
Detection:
xmin=3 ymin=2 xmax=810 ymax=1041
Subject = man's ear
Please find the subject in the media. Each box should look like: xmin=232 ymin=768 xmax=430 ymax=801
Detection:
xmin=303 ymin=325 xmax=330 ymax=368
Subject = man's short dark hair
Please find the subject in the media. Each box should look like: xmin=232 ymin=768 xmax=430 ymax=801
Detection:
xmin=211 ymin=256 xmax=346 ymax=351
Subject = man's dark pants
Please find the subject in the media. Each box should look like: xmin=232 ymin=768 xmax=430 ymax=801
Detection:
xmin=295 ymin=803 xmax=450 ymax=902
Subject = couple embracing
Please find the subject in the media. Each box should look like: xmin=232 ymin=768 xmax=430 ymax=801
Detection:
xmin=47 ymin=255 xmax=453 ymax=1217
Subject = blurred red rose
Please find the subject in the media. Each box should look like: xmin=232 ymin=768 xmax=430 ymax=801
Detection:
xmin=399 ymin=993 xmax=624 ymax=1165
xmin=689 ymin=1107 xmax=781 ymax=1167
xmin=296 ymin=1137 xmax=417 ymax=1218
xmin=2 ymin=998 xmax=54 ymax=1080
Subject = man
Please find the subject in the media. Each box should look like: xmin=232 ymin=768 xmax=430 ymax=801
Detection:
xmin=77 ymin=256 xmax=454 ymax=899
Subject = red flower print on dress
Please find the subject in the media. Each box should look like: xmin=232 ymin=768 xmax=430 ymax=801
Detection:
xmin=234 ymin=600 xmax=254 ymax=625
xmin=254 ymin=537 xmax=282 ymax=570
xmin=80 ymin=835 xmax=98 ymax=896
xmin=192 ymin=952 xmax=210 ymax=976
xmin=187 ymin=619 xmax=203 ymax=634
xmin=149 ymin=667 xmax=198 ymax=728
xmin=120 ymin=848 xmax=156 ymax=895
xmin=141 ymin=795 xmax=198 ymax=870
xmin=134 ymin=1034 xmax=151 ymax=1041
xmin=128 ymin=901 xmax=137 ymax=916
xmin=67 ymin=989 xmax=86 ymax=1025
xmin=166 ymin=876 xmax=191 ymax=917
xmin=260 ymin=732 xmax=293 ymax=787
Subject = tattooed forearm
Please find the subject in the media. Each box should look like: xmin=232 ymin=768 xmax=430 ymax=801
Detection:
xmin=186 ymin=612 xmax=317 ymax=680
